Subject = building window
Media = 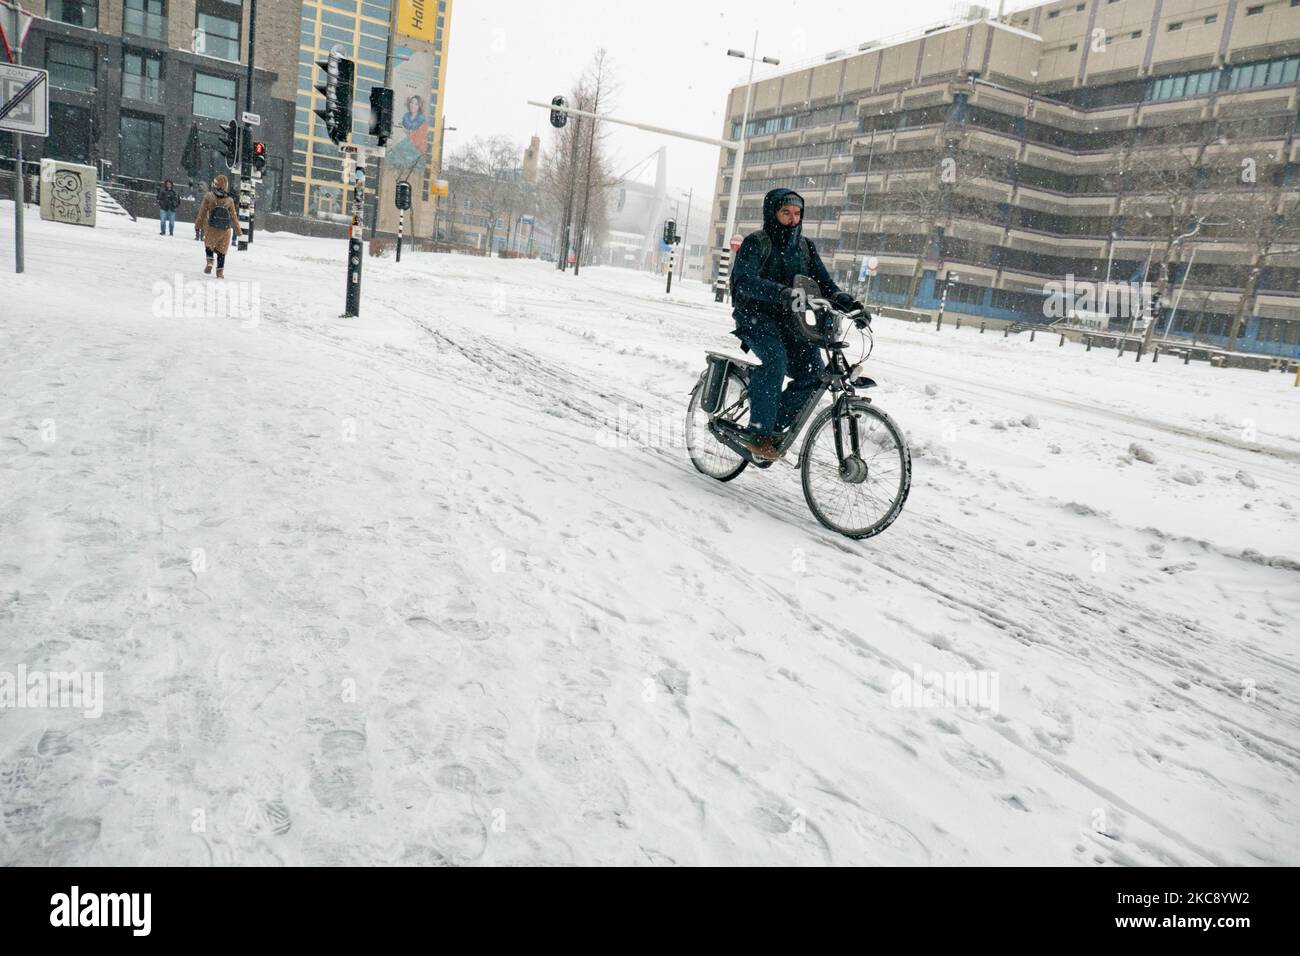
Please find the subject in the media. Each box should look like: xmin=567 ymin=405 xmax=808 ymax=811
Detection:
xmin=47 ymin=40 xmax=96 ymax=92
xmin=1067 ymin=43 xmax=1078 ymax=52
xmin=1205 ymin=14 xmax=1218 ymax=24
xmin=124 ymin=0 xmax=167 ymax=41
xmin=1131 ymin=30 xmax=1142 ymax=38
xmin=119 ymin=112 xmax=164 ymax=181
xmin=47 ymin=1 xmax=98 ymax=28
xmin=1246 ymin=4 xmax=1264 ymax=14
xmin=1047 ymin=10 xmax=1059 ymax=18
xmin=47 ymin=102 xmax=93 ymax=163
xmin=193 ymin=71 xmax=237 ymax=120
xmin=123 ymin=49 xmax=163 ymax=103
xmin=195 ymin=11 xmax=241 ymax=62
xmin=1168 ymin=22 xmax=1182 ymax=31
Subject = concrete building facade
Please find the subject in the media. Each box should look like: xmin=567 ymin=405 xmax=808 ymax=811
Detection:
xmin=4 ymin=0 xmax=297 ymax=210
xmin=709 ymin=0 xmax=1300 ymax=355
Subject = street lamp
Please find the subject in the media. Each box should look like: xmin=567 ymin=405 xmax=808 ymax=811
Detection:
xmin=678 ymin=187 xmax=693 ymax=280
xmin=718 ymin=36 xmax=780 ymax=300
xmin=433 ymin=118 xmax=457 ymax=243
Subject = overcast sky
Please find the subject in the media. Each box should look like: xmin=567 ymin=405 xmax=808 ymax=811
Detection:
xmin=442 ymin=1 xmax=1035 ymax=222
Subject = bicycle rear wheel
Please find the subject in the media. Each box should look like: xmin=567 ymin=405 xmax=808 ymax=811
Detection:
xmin=685 ymin=367 xmax=750 ymax=482
xmin=800 ymin=399 xmax=911 ymax=538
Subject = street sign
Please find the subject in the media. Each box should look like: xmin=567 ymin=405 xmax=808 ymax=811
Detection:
xmin=241 ymin=111 xmax=261 ymax=126
xmin=0 ymin=64 xmax=49 ymax=137
xmin=729 ymin=234 xmax=743 ymax=252
xmin=866 ymin=255 xmax=879 ymax=273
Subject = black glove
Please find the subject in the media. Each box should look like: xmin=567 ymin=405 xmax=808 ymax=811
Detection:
xmin=853 ymin=313 xmax=873 ymax=330
xmin=780 ymin=287 xmax=803 ymax=314
xmin=833 ymin=291 xmax=865 ymax=313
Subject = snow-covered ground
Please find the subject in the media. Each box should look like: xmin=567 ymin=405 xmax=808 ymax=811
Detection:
xmin=1 ymin=203 xmax=1297 ymax=866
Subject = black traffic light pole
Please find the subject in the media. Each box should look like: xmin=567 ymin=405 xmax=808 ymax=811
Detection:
xmin=238 ymin=0 xmax=257 ymax=250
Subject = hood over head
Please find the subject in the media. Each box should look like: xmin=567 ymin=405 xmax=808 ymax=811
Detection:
xmin=762 ymin=187 xmax=805 ymax=248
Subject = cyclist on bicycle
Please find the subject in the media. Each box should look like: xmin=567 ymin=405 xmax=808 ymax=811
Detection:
xmin=729 ymin=187 xmax=866 ymax=460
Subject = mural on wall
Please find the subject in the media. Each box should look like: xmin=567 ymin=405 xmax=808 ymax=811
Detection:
xmin=39 ymin=160 xmax=97 ymax=227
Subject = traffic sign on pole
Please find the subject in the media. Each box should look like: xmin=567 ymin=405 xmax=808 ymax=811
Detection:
xmin=0 ymin=64 xmax=49 ymax=136
xmin=729 ymin=234 xmax=743 ymax=252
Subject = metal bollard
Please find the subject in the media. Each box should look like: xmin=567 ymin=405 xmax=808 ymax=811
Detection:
xmin=955 ymin=316 xmax=961 ymax=330
xmin=1004 ymin=326 xmax=1009 ymax=338
xmin=1059 ymin=333 xmax=1065 ymax=347
xmin=1135 ymin=343 xmax=1143 ymax=362
xmin=980 ymin=322 xmax=986 ymax=334
xmin=1184 ymin=349 xmax=1191 ymax=365
xmin=1152 ymin=347 xmax=1159 ymax=363
xmin=1030 ymin=329 xmax=1036 ymax=342
xmin=1086 ymin=336 xmax=1092 ymax=352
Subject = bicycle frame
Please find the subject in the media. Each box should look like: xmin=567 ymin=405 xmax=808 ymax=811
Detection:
xmin=747 ymin=321 xmax=872 ymax=465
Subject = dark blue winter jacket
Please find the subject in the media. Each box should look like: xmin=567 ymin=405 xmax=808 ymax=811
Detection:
xmin=730 ymin=187 xmax=844 ymax=335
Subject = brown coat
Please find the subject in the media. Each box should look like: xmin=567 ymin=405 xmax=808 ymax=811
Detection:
xmin=195 ymin=190 xmax=242 ymax=255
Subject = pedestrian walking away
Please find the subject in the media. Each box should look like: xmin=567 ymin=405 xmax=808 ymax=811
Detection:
xmin=194 ymin=175 xmax=242 ymax=278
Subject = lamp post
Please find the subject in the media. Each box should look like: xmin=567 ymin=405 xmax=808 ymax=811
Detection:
xmin=717 ymin=36 xmax=780 ymax=301
xmin=849 ymin=118 xmax=879 ymax=295
xmin=433 ymin=116 xmax=456 ymax=243
xmin=678 ymin=187 xmax=693 ymax=280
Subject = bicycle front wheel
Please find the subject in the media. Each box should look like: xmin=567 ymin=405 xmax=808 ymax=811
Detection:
xmin=800 ymin=399 xmax=911 ymax=538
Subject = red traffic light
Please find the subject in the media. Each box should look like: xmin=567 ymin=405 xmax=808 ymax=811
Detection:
xmin=253 ymin=142 xmax=265 ymax=156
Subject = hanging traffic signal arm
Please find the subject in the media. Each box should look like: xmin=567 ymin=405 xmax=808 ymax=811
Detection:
xmin=527 ymin=99 xmax=739 ymax=149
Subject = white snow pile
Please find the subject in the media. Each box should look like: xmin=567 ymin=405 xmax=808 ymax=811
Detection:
xmin=1 ymin=205 xmax=1297 ymax=866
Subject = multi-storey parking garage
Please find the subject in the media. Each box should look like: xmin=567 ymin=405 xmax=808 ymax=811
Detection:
xmin=710 ymin=1 xmax=1300 ymax=356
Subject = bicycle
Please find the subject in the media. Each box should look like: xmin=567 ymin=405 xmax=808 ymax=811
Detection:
xmin=685 ymin=279 xmax=912 ymax=539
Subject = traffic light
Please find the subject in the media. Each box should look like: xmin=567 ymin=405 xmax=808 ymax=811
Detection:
xmin=369 ymin=86 xmax=394 ymax=146
xmin=315 ymin=45 xmax=355 ymax=145
xmin=663 ymin=219 xmax=678 ymax=246
xmin=549 ymin=95 xmax=567 ymax=129
xmin=395 ymin=180 xmax=411 ymax=211
xmin=220 ymin=120 xmax=239 ymax=170
xmin=252 ymin=142 xmax=267 ymax=175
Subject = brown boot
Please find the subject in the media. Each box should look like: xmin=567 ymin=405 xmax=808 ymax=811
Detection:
xmin=737 ymin=431 xmax=783 ymax=461
xmin=216 ymin=268 xmax=224 ymax=279
xmin=204 ymin=260 xmax=213 ymax=275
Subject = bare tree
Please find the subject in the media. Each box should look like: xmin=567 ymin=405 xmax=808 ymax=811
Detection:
xmin=448 ymin=135 xmax=523 ymax=253
xmin=538 ymin=50 xmax=620 ymax=273
xmin=573 ymin=50 xmax=617 ymax=274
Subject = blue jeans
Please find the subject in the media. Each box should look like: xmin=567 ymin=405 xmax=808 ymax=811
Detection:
xmin=160 ymin=209 xmax=176 ymax=234
xmin=736 ymin=318 xmax=826 ymax=436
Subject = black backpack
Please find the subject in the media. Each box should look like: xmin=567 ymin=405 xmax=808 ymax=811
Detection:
xmin=206 ymin=193 xmax=232 ymax=230
xmin=730 ymin=232 xmax=811 ymax=300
